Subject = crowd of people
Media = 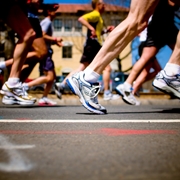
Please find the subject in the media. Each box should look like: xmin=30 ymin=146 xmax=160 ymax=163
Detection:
xmin=0 ymin=0 xmax=179 ymax=113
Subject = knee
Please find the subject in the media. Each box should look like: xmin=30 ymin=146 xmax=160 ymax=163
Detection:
xmin=24 ymin=29 xmax=36 ymax=44
xmin=46 ymin=75 xmax=54 ymax=82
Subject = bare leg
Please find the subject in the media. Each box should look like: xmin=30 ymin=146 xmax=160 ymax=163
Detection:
xmin=5 ymin=5 xmax=36 ymax=78
xmin=103 ymin=64 xmax=111 ymax=92
xmin=132 ymin=58 xmax=161 ymax=94
xmin=88 ymin=0 xmax=159 ymax=74
xmin=62 ymin=62 xmax=89 ymax=84
xmin=4 ymin=37 xmax=48 ymax=81
xmin=126 ymin=46 xmax=158 ymax=85
xmin=42 ymin=70 xmax=56 ymax=97
xmin=168 ymin=31 xmax=180 ymax=66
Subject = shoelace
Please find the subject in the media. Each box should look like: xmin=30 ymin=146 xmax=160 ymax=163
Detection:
xmin=89 ymin=84 xmax=101 ymax=99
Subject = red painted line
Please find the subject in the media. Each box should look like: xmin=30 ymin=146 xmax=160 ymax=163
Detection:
xmin=100 ymin=128 xmax=177 ymax=136
xmin=0 ymin=129 xmax=177 ymax=136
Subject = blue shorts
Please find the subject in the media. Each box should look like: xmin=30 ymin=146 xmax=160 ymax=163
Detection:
xmin=40 ymin=56 xmax=54 ymax=72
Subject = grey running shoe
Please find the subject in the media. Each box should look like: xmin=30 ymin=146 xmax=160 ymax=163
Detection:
xmin=0 ymin=82 xmax=36 ymax=104
xmin=152 ymin=70 xmax=180 ymax=99
xmin=54 ymin=82 xmax=63 ymax=99
xmin=66 ymin=71 xmax=107 ymax=114
xmin=116 ymin=83 xmax=140 ymax=105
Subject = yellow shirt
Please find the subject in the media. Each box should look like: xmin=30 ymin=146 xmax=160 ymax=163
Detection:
xmin=82 ymin=10 xmax=103 ymax=45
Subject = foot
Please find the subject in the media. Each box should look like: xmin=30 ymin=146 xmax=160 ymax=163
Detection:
xmin=2 ymin=95 xmax=35 ymax=105
xmin=66 ymin=71 xmax=107 ymax=114
xmin=103 ymin=92 xmax=120 ymax=100
xmin=38 ymin=97 xmax=57 ymax=106
xmin=54 ymin=82 xmax=63 ymax=99
xmin=0 ymin=82 xmax=36 ymax=105
xmin=116 ymin=83 xmax=140 ymax=105
xmin=152 ymin=70 xmax=180 ymax=99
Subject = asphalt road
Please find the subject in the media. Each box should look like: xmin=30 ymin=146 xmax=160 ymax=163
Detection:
xmin=0 ymin=100 xmax=180 ymax=180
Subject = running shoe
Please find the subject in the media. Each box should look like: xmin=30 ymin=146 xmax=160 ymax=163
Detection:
xmin=116 ymin=83 xmax=140 ymax=105
xmin=54 ymin=82 xmax=63 ymax=99
xmin=152 ymin=70 xmax=180 ymax=99
xmin=66 ymin=71 xmax=107 ymax=114
xmin=0 ymin=82 xmax=36 ymax=105
xmin=2 ymin=95 xmax=34 ymax=105
xmin=22 ymin=83 xmax=36 ymax=101
xmin=103 ymin=92 xmax=120 ymax=100
xmin=38 ymin=97 xmax=57 ymax=106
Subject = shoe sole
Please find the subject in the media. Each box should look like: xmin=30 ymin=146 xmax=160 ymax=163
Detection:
xmin=0 ymin=89 xmax=36 ymax=104
xmin=38 ymin=103 xmax=57 ymax=106
xmin=66 ymin=77 xmax=106 ymax=114
xmin=153 ymin=79 xmax=180 ymax=99
xmin=2 ymin=98 xmax=35 ymax=105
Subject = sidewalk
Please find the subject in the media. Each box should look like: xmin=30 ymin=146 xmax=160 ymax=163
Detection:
xmin=29 ymin=92 xmax=180 ymax=106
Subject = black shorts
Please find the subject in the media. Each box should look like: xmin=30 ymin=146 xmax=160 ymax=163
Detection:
xmin=138 ymin=41 xmax=146 ymax=57
xmin=80 ymin=39 xmax=101 ymax=64
xmin=28 ymin=17 xmax=42 ymax=38
xmin=145 ymin=24 xmax=178 ymax=49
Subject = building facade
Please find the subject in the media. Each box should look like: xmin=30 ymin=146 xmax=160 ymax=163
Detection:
xmin=29 ymin=3 xmax=131 ymax=78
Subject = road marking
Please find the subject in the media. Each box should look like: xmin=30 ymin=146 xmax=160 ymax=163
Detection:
xmin=0 ymin=145 xmax=35 ymax=149
xmin=0 ymin=119 xmax=180 ymax=123
xmin=0 ymin=135 xmax=34 ymax=172
xmin=0 ymin=129 xmax=177 ymax=135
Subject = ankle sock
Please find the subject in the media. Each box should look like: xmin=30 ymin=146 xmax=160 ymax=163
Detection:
xmin=7 ymin=78 xmax=20 ymax=87
xmin=124 ymin=82 xmax=132 ymax=89
xmin=0 ymin=61 xmax=6 ymax=70
xmin=84 ymin=67 xmax=100 ymax=83
xmin=164 ymin=63 xmax=180 ymax=76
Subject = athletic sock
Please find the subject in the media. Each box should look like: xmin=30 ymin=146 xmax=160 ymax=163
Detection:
xmin=84 ymin=67 xmax=100 ymax=83
xmin=104 ymin=90 xmax=111 ymax=95
xmin=22 ymin=82 xmax=29 ymax=91
xmin=0 ymin=61 xmax=6 ymax=70
xmin=124 ymin=81 xmax=132 ymax=90
xmin=7 ymin=78 xmax=20 ymax=87
xmin=164 ymin=63 xmax=180 ymax=76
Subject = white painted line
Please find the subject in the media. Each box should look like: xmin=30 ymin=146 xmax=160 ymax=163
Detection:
xmin=0 ymin=145 xmax=35 ymax=149
xmin=0 ymin=135 xmax=34 ymax=172
xmin=0 ymin=119 xmax=180 ymax=123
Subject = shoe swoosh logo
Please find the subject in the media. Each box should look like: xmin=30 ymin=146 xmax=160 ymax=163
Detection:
xmin=5 ymin=84 xmax=33 ymax=101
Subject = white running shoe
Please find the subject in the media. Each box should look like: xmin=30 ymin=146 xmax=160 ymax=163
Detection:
xmin=152 ymin=70 xmax=180 ymax=99
xmin=54 ymin=82 xmax=63 ymax=99
xmin=66 ymin=71 xmax=107 ymax=114
xmin=103 ymin=92 xmax=120 ymax=100
xmin=0 ymin=82 xmax=36 ymax=105
xmin=116 ymin=83 xmax=140 ymax=105
xmin=2 ymin=95 xmax=35 ymax=105
xmin=38 ymin=97 xmax=57 ymax=106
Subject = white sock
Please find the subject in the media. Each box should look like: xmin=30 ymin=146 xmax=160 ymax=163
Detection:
xmin=22 ymin=82 xmax=29 ymax=90
xmin=164 ymin=63 xmax=180 ymax=76
xmin=0 ymin=61 xmax=6 ymax=69
xmin=104 ymin=90 xmax=110 ymax=95
xmin=7 ymin=78 xmax=20 ymax=87
xmin=84 ymin=67 xmax=100 ymax=83
xmin=124 ymin=82 xmax=132 ymax=89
